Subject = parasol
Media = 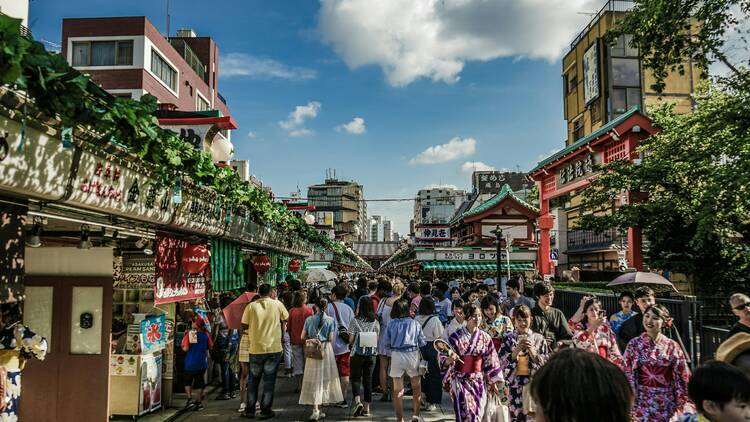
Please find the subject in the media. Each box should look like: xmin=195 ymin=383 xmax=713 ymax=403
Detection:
xmin=299 ymin=268 xmax=338 ymax=284
xmin=607 ymin=271 xmax=677 ymax=293
xmin=222 ymin=292 xmax=257 ymax=330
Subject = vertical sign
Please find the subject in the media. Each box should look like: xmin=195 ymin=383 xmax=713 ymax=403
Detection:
xmin=583 ymin=42 xmax=600 ymax=105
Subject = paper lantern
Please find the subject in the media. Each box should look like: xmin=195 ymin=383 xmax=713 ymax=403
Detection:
xmin=288 ymin=259 xmax=302 ymax=273
xmin=211 ymin=136 xmax=234 ymax=162
xmin=253 ymin=255 xmax=271 ymax=274
xmin=181 ymin=244 xmax=209 ymax=274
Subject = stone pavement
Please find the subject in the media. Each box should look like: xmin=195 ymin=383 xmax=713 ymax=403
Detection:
xmin=173 ymin=375 xmax=457 ymax=422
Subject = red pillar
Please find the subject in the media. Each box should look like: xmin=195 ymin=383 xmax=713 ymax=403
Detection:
xmin=538 ymin=198 xmax=554 ymax=276
xmin=627 ymin=226 xmax=644 ymax=270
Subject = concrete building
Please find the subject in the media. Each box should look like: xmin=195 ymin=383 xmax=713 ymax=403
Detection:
xmin=383 ymin=219 xmax=392 ymax=243
xmin=0 ymin=0 xmax=29 ymax=27
xmin=413 ymin=187 xmax=467 ymax=226
xmin=307 ymin=174 xmax=367 ymax=244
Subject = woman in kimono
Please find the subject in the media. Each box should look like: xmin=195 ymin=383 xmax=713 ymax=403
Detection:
xmin=497 ymin=304 xmax=550 ymax=421
xmin=480 ymin=296 xmax=513 ymax=353
xmin=623 ymin=304 xmax=695 ymax=421
xmin=0 ymin=303 xmax=48 ymax=421
xmin=569 ymin=298 xmax=623 ymax=367
xmin=441 ymin=302 xmax=504 ymax=422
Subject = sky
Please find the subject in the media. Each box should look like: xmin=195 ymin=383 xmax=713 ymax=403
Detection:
xmin=28 ymin=0 xmax=609 ymax=234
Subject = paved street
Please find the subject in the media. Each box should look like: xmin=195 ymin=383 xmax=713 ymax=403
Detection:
xmin=174 ymin=375 xmax=456 ymax=422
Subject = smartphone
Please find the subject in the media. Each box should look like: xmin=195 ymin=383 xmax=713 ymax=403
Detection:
xmin=598 ymin=310 xmax=607 ymax=318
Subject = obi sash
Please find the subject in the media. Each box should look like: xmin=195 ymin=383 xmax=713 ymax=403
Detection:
xmin=637 ymin=364 xmax=673 ymax=388
xmin=458 ymin=355 xmax=483 ymax=373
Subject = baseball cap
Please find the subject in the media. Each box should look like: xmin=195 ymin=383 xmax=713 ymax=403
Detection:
xmin=483 ymin=278 xmax=496 ymax=286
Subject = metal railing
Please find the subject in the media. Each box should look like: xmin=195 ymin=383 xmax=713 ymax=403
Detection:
xmin=168 ymin=38 xmax=206 ymax=80
xmin=699 ymin=325 xmax=730 ymax=363
xmin=569 ymin=0 xmax=634 ymax=51
xmin=0 ymin=13 xmax=32 ymax=38
xmin=567 ymin=229 xmax=624 ymax=252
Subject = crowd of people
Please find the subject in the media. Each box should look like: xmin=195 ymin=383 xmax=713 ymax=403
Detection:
xmin=178 ymin=274 xmax=750 ymax=422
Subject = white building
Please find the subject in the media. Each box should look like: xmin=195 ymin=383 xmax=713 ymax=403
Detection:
xmin=413 ymin=187 xmax=467 ymax=226
xmin=0 ymin=0 xmax=29 ymax=27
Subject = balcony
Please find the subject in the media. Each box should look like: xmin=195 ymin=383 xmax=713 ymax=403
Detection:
xmin=569 ymin=0 xmax=633 ymax=52
xmin=567 ymin=229 xmax=625 ymax=253
xmin=1 ymin=13 xmax=31 ymax=38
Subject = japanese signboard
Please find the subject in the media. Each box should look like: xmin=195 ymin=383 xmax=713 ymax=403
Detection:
xmin=114 ymin=254 xmax=155 ymax=289
xmin=140 ymin=314 xmax=167 ymax=354
xmin=472 ymin=171 xmax=529 ymax=195
xmin=415 ymin=226 xmax=451 ymax=241
xmin=315 ymin=211 xmax=334 ymax=227
xmin=154 ymin=234 xmax=209 ymax=305
xmin=416 ymin=249 xmax=503 ymax=261
xmin=583 ymin=42 xmax=600 ymax=105
xmin=557 ymin=154 xmax=596 ymax=186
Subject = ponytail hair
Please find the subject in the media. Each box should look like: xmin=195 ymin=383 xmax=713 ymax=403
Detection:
xmin=316 ymin=297 xmax=329 ymax=330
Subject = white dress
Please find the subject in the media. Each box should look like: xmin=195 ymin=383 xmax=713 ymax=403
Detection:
xmin=299 ymin=315 xmax=343 ymax=405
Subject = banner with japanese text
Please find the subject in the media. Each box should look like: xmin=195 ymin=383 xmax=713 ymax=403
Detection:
xmin=154 ymin=233 xmax=209 ymax=304
xmin=140 ymin=314 xmax=167 ymax=354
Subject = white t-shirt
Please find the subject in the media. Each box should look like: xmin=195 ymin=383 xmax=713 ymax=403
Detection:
xmin=415 ymin=315 xmax=445 ymax=342
xmin=327 ymin=301 xmax=354 ymax=355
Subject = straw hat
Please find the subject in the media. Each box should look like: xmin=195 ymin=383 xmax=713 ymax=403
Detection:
xmin=716 ymin=333 xmax=750 ymax=363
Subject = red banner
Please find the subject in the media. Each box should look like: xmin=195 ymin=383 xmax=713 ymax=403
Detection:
xmin=154 ymin=233 xmax=209 ymax=305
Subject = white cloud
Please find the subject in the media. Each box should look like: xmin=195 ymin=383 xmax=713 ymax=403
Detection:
xmin=279 ymin=102 xmax=321 ymax=136
xmin=461 ymin=161 xmax=495 ymax=173
xmin=335 ymin=117 xmax=367 ymax=135
xmin=318 ymin=0 xmax=600 ymax=86
xmin=410 ymin=137 xmax=476 ymax=164
xmin=423 ymin=184 xmax=459 ymax=190
xmin=221 ymin=53 xmax=317 ymax=80
xmin=247 ymin=131 xmax=257 ymax=139
xmin=289 ymin=128 xmax=314 ymax=137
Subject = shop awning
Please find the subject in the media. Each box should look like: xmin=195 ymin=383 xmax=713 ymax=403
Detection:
xmin=421 ymin=261 xmax=535 ymax=271
xmin=306 ymin=262 xmax=330 ymax=270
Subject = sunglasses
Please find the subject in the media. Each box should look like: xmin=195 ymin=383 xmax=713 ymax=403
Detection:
xmin=734 ymin=302 xmax=750 ymax=311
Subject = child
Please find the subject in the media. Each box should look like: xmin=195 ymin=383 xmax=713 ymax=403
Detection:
xmin=181 ymin=315 xmax=214 ymax=410
xmin=678 ymin=360 xmax=750 ymax=421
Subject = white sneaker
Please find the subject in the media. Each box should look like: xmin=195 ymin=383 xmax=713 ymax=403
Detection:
xmin=237 ymin=402 xmax=246 ymax=413
xmin=425 ymin=404 xmax=438 ymax=411
xmin=309 ymin=410 xmax=326 ymax=420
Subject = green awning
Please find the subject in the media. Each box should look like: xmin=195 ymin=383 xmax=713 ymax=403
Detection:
xmin=307 ymin=262 xmax=330 ymax=270
xmin=421 ymin=261 xmax=535 ymax=271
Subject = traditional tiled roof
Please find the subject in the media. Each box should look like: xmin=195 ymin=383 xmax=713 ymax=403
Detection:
xmin=452 ymin=184 xmax=538 ymax=224
xmin=530 ymin=106 xmax=642 ymax=175
xmin=352 ymin=241 xmax=401 ymax=258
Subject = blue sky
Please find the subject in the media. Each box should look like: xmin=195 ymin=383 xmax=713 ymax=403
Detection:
xmin=29 ymin=0 xmax=604 ymax=234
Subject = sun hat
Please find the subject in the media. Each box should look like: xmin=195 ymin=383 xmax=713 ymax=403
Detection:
xmin=716 ymin=332 xmax=750 ymax=363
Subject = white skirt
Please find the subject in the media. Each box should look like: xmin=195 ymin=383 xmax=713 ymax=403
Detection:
xmin=298 ymin=342 xmax=343 ymax=405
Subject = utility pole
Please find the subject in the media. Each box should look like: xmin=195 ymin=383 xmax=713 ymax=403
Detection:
xmin=491 ymin=225 xmax=503 ymax=287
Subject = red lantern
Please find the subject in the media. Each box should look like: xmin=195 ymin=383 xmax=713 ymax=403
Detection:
xmin=181 ymin=244 xmax=210 ymax=274
xmin=288 ymin=259 xmax=302 ymax=273
xmin=253 ymin=255 xmax=271 ymax=274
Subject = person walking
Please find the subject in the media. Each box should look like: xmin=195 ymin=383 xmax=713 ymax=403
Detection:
xmin=498 ymin=304 xmax=550 ymax=421
xmin=415 ymin=297 xmax=445 ymax=411
xmin=444 ymin=299 xmax=466 ymax=341
xmin=288 ymin=290 xmax=313 ymax=393
xmin=530 ymin=281 xmax=572 ymax=349
xmin=623 ymin=304 xmax=695 ymax=421
xmin=299 ymin=297 xmax=343 ymax=421
xmin=441 ymin=302 xmax=504 ymax=422
xmin=328 ymin=283 xmax=355 ymax=408
xmin=377 ymin=280 xmax=404 ymax=403
xmin=502 ymin=278 xmax=534 ymax=316
xmin=182 ymin=315 xmax=214 ymax=410
xmin=480 ymin=295 xmax=513 ymax=352
xmin=569 ymin=297 xmax=623 ymax=367
xmin=385 ymin=299 xmax=427 ymax=422
xmin=240 ymin=283 xmax=290 ymax=419
xmin=617 ymin=286 xmax=656 ymax=352
xmin=609 ymin=292 xmax=636 ymax=335
xmin=349 ymin=296 xmax=381 ymax=417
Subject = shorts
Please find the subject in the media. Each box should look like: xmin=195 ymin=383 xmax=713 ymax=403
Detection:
xmin=239 ymin=334 xmax=250 ymax=363
xmin=389 ymin=350 xmax=420 ymax=378
xmin=291 ymin=344 xmax=305 ymax=376
xmin=183 ymin=369 xmax=206 ymax=389
xmin=335 ymin=353 xmax=351 ymax=377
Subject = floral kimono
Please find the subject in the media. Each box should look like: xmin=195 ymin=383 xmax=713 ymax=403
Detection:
xmin=481 ymin=315 xmax=513 ymax=352
xmin=623 ymin=333 xmax=695 ymax=422
xmin=442 ymin=326 xmax=504 ymax=422
xmin=0 ymin=322 xmax=47 ymax=421
xmin=497 ymin=331 xmax=550 ymax=422
xmin=569 ymin=320 xmax=624 ymax=367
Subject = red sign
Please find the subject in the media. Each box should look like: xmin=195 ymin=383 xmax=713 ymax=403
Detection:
xmin=288 ymin=259 xmax=302 ymax=273
xmin=181 ymin=244 xmax=209 ymax=273
xmin=253 ymin=255 xmax=271 ymax=274
xmin=154 ymin=234 xmax=209 ymax=305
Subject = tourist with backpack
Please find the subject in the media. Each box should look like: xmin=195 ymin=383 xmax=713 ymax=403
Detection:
xmin=349 ymin=296 xmax=381 ymax=417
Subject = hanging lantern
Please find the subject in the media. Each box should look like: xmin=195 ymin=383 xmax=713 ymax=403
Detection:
xmin=288 ymin=259 xmax=302 ymax=273
xmin=181 ymin=244 xmax=210 ymax=274
xmin=234 ymin=253 xmax=245 ymax=277
xmin=253 ymin=255 xmax=271 ymax=274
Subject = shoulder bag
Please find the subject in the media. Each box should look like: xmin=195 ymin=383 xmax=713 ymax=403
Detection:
xmin=332 ymin=303 xmax=352 ymax=344
xmin=304 ymin=319 xmax=325 ymax=360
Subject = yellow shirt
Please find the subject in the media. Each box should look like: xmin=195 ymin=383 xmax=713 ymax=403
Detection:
xmin=241 ymin=297 xmax=289 ymax=354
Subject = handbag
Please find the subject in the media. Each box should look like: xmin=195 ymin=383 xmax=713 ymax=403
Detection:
xmin=331 ymin=303 xmax=352 ymax=344
xmin=418 ymin=316 xmax=436 ymax=376
xmin=304 ymin=325 xmax=324 ymax=360
xmin=482 ymin=392 xmax=510 ymax=422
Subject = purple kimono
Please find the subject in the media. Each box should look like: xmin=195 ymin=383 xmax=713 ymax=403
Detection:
xmin=497 ymin=331 xmax=550 ymax=421
xmin=441 ymin=326 xmax=504 ymax=422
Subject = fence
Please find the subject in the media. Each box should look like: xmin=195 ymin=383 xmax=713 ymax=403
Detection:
xmin=700 ymin=325 xmax=730 ymax=362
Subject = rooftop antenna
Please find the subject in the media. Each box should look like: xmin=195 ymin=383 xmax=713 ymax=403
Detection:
xmin=165 ymin=0 xmax=171 ymax=38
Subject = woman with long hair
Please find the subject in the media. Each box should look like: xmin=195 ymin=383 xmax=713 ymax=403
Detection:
xmin=415 ymin=297 xmax=445 ymax=411
xmin=480 ymin=295 xmax=513 ymax=352
xmin=441 ymin=302 xmax=504 ymax=422
xmin=377 ymin=280 xmax=404 ymax=403
xmin=349 ymin=296 xmax=380 ymax=417
xmin=299 ymin=297 xmax=343 ymax=421
xmin=623 ymin=304 xmax=695 ymax=421
xmin=569 ymin=297 xmax=623 ymax=367
xmin=497 ymin=304 xmax=550 ymax=421
xmin=385 ymin=299 xmax=426 ymax=422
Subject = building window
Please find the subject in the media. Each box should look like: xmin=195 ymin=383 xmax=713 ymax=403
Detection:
xmin=611 ymin=58 xmax=640 ymax=87
xmin=604 ymin=140 xmax=627 ymax=163
xmin=543 ymin=176 xmax=556 ymax=194
xmin=572 ymin=119 xmax=584 ymax=141
xmin=611 ymin=87 xmax=641 ymax=116
xmin=151 ymin=50 xmax=177 ymax=91
xmin=567 ymin=70 xmax=578 ymax=94
xmin=196 ymin=94 xmax=210 ymax=111
xmin=71 ymin=40 xmax=133 ymax=66
xmin=610 ymin=34 xmax=639 ymax=58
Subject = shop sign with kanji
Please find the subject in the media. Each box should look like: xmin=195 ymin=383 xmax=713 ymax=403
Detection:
xmin=140 ymin=314 xmax=167 ymax=354
xmin=415 ymin=226 xmax=451 ymax=241
xmin=557 ymin=154 xmax=596 ymax=186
